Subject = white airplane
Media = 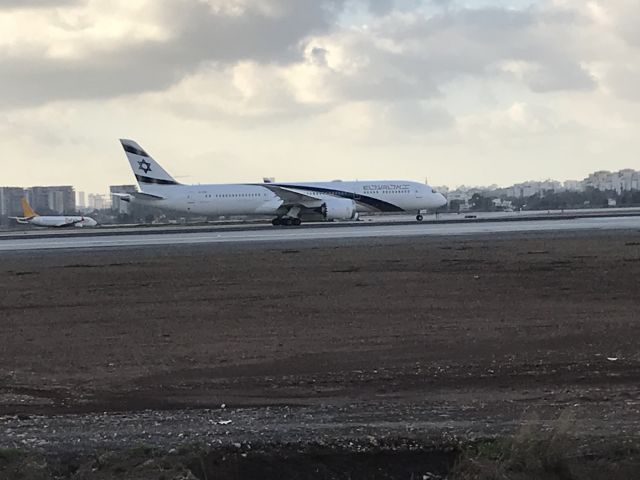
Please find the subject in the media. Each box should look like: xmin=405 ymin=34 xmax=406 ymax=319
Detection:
xmin=117 ymin=139 xmax=447 ymax=226
xmin=10 ymin=197 xmax=98 ymax=228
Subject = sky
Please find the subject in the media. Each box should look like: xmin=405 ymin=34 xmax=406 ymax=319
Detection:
xmin=1 ymin=0 xmax=639 ymax=193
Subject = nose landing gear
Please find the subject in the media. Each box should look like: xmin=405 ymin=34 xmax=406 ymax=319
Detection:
xmin=416 ymin=214 xmax=424 ymax=222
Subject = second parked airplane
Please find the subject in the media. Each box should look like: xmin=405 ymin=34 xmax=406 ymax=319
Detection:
xmin=11 ymin=198 xmax=97 ymax=228
xmin=117 ymin=139 xmax=447 ymax=225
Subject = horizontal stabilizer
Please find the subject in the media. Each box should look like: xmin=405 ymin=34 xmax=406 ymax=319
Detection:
xmin=9 ymin=217 xmax=31 ymax=224
xmin=112 ymin=192 xmax=165 ymax=202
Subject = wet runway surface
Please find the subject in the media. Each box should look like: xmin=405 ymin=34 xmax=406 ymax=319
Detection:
xmin=0 ymin=216 xmax=639 ymax=252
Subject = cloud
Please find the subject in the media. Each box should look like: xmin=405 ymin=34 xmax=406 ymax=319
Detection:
xmin=605 ymin=65 xmax=640 ymax=103
xmin=0 ymin=0 xmax=81 ymax=9
xmin=0 ymin=0 xmax=633 ymax=112
xmin=3 ymin=0 xmax=640 ymax=194
xmin=364 ymin=0 xmax=395 ymax=16
xmin=0 ymin=0 xmax=346 ymax=107
xmin=326 ymin=6 xmax=597 ymax=98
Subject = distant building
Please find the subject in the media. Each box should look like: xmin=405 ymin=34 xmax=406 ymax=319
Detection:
xmin=446 ymin=190 xmax=471 ymax=204
xmin=110 ymin=185 xmax=137 ymax=214
xmin=507 ymin=180 xmax=562 ymax=198
xmin=581 ymin=169 xmax=640 ymax=193
xmin=27 ymin=186 xmax=75 ymax=214
xmin=445 ymin=185 xmax=491 ymax=211
xmin=88 ymin=193 xmax=110 ymax=211
xmin=495 ymin=170 xmax=640 ymax=196
xmin=0 ymin=187 xmax=25 ymax=217
xmin=563 ymin=180 xmax=583 ymax=192
xmin=77 ymin=191 xmax=86 ymax=210
xmin=614 ymin=169 xmax=640 ymax=193
xmin=492 ymin=198 xmax=513 ymax=210
xmin=583 ymin=170 xmax=613 ymax=191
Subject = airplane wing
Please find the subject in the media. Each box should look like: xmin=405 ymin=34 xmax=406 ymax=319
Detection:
xmin=260 ymin=185 xmax=323 ymax=208
xmin=55 ymin=218 xmax=86 ymax=228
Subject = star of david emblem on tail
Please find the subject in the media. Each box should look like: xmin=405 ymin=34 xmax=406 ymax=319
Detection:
xmin=138 ymin=159 xmax=152 ymax=174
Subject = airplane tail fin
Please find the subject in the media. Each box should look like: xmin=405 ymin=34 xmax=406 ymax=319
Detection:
xmin=21 ymin=197 xmax=38 ymax=219
xmin=119 ymin=139 xmax=180 ymax=189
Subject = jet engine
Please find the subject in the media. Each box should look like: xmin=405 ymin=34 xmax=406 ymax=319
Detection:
xmin=321 ymin=198 xmax=358 ymax=221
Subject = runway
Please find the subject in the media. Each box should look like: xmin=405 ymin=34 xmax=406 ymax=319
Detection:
xmin=0 ymin=215 xmax=639 ymax=252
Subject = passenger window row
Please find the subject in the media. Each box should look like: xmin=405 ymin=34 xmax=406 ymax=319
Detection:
xmin=200 ymin=193 xmax=262 ymax=198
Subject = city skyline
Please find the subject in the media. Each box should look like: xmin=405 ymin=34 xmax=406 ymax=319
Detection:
xmin=2 ymin=166 xmax=640 ymax=224
xmin=4 ymin=166 xmax=640 ymax=204
xmin=1 ymin=1 xmax=640 ymax=193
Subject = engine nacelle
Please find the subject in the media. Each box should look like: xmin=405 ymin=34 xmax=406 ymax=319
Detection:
xmin=321 ymin=198 xmax=358 ymax=221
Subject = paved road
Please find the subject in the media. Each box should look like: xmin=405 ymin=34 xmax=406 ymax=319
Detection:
xmin=0 ymin=216 xmax=638 ymax=252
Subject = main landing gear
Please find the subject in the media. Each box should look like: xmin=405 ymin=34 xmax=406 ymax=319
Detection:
xmin=272 ymin=217 xmax=302 ymax=226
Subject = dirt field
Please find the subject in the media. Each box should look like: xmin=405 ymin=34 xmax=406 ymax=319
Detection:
xmin=1 ymin=230 xmax=640 ymax=477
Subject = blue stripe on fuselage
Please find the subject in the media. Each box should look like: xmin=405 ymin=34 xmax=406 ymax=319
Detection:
xmin=268 ymin=184 xmax=405 ymax=212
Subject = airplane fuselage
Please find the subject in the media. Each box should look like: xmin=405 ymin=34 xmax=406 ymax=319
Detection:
xmin=26 ymin=216 xmax=97 ymax=228
xmin=138 ymin=181 xmax=444 ymax=217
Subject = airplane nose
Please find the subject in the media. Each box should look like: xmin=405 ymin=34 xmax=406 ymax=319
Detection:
xmin=436 ymin=193 xmax=447 ymax=208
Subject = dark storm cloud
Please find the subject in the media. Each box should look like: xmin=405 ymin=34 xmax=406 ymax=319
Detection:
xmin=0 ymin=0 xmax=346 ymax=107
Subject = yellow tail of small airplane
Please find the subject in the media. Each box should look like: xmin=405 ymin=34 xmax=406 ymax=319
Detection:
xmin=21 ymin=197 xmax=38 ymax=219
